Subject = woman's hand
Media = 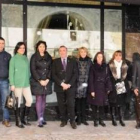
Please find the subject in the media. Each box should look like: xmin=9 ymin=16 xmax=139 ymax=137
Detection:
xmin=91 ymin=92 xmax=95 ymax=97
xmin=11 ymin=85 xmax=15 ymax=91
xmin=39 ymin=80 xmax=46 ymax=86
xmin=134 ymin=89 xmax=139 ymax=96
xmin=45 ymin=79 xmax=49 ymax=86
xmin=107 ymin=91 xmax=110 ymax=94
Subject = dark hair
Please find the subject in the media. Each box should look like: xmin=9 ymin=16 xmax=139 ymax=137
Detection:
xmin=59 ymin=45 xmax=67 ymax=50
xmin=0 ymin=37 xmax=5 ymax=41
xmin=93 ymin=51 xmax=106 ymax=64
xmin=132 ymin=52 xmax=140 ymax=62
xmin=14 ymin=42 xmax=27 ymax=55
xmin=35 ymin=40 xmax=47 ymax=52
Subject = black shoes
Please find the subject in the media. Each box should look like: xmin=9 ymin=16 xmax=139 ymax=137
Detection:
xmin=99 ymin=120 xmax=106 ymax=127
xmin=60 ymin=121 xmax=77 ymax=129
xmin=38 ymin=124 xmax=43 ymax=127
xmin=70 ymin=122 xmax=77 ymax=129
xmin=82 ymin=120 xmax=89 ymax=125
xmin=120 ymin=120 xmax=125 ymax=127
xmin=94 ymin=120 xmax=106 ymax=127
xmin=136 ymin=124 xmax=140 ymax=129
xmin=60 ymin=121 xmax=67 ymax=127
xmin=42 ymin=121 xmax=47 ymax=125
xmin=112 ymin=120 xmax=117 ymax=126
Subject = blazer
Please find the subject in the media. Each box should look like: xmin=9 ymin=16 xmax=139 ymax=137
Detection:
xmin=52 ymin=57 xmax=78 ymax=92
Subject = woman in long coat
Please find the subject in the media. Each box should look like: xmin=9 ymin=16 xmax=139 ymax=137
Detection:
xmin=30 ymin=41 xmax=52 ymax=127
xmin=88 ymin=52 xmax=112 ymax=127
xmin=108 ymin=50 xmax=130 ymax=127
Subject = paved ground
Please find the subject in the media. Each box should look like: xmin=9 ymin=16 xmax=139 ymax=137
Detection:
xmin=0 ymin=121 xmax=140 ymax=140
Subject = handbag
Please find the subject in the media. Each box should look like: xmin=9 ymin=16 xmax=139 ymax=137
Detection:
xmin=5 ymin=91 xmax=17 ymax=109
xmin=115 ymin=81 xmax=126 ymax=95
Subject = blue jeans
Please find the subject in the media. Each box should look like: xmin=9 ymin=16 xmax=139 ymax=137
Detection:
xmin=0 ymin=80 xmax=10 ymax=120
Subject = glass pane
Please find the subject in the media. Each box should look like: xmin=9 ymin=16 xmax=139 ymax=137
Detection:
xmin=27 ymin=6 xmax=100 ymax=103
xmin=104 ymin=9 xmax=122 ymax=62
xmin=2 ymin=4 xmax=23 ymax=56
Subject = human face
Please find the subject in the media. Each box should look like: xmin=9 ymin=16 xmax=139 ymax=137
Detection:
xmin=79 ymin=49 xmax=87 ymax=58
xmin=59 ymin=47 xmax=67 ymax=58
xmin=114 ymin=53 xmax=122 ymax=62
xmin=38 ymin=43 xmax=46 ymax=55
xmin=0 ymin=39 xmax=5 ymax=52
xmin=17 ymin=45 xmax=25 ymax=55
xmin=97 ymin=54 xmax=103 ymax=65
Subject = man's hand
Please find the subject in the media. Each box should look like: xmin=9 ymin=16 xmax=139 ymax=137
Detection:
xmin=61 ymin=83 xmax=70 ymax=90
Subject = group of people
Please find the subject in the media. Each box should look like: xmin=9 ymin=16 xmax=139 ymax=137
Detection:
xmin=0 ymin=36 xmax=140 ymax=130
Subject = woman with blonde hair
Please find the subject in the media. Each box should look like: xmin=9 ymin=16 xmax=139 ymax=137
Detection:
xmin=108 ymin=50 xmax=130 ymax=127
xmin=75 ymin=47 xmax=92 ymax=125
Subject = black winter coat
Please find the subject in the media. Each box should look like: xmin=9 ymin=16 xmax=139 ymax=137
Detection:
xmin=30 ymin=52 xmax=52 ymax=95
xmin=88 ymin=63 xmax=112 ymax=106
xmin=108 ymin=61 xmax=131 ymax=106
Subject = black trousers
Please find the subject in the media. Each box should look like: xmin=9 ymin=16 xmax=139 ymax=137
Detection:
xmin=135 ymin=94 xmax=140 ymax=126
xmin=56 ymin=90 xmax=75 ymax=123
xmin=75 ymin=98 xmax=87 ymax=121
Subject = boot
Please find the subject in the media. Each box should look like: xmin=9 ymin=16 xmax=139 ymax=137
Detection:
xmin=21 ymin=106 xmax=31 ymax=126
xmin=14 ymin=108 xmax=24 ymax=128
xmin=110 ymin=107 xmax=117 ymax=126
xmin=118 ymin=106 xmax=125 ymax=127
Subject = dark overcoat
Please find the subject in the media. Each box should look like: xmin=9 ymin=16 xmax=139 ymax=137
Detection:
xmin=30 ymin=52 xmax=52 ymax=95
xmin=132 ymin=53 xmax=140 ymax=91
xmin=88 ymin=63 xmax=112 ymax=106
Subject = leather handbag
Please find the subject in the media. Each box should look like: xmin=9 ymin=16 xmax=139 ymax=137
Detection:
xmin=5 ymin=91 xmax=17 ymax=109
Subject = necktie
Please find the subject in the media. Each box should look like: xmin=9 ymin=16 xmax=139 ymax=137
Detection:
xmin=63 ymin=59 xmax=66 ymax=71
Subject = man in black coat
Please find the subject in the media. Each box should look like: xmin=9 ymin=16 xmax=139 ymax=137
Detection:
xmin=132 ymin=52 xmax=140 ymax=129
xmin=52 ymin=46 xmax=78 ymax=129
xmin=0 ymin=37 xmax=11 ymax=127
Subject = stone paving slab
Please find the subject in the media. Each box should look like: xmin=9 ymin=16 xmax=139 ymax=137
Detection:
xmin=0 ymin=121 xmax=140 ymax=140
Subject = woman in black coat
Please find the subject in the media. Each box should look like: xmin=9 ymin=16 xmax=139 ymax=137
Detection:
xmin=30 ymin=41 xmax=52 ymax=127
xmin=108 ymin=50 xmax=130 ymax=127
xmin=88 ymin=52 xmax=112 ymax=127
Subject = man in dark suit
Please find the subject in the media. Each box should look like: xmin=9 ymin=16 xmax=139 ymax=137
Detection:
xmin=52 ymin=46 xmax=77 ymax=129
